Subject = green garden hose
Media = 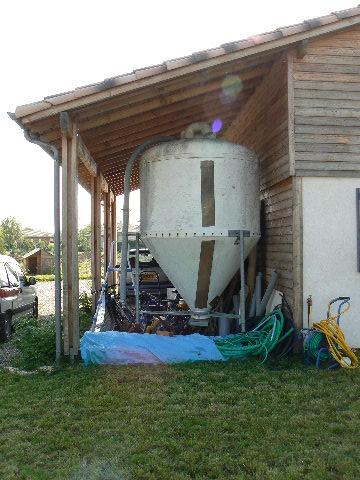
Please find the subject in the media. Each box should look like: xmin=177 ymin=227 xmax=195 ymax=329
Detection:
xmin=215 ymin=309 xmax=292 ymax=363
xmin=303 ymin=330 xmax=330 ymax=363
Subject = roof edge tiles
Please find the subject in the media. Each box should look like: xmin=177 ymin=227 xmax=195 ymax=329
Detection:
xmin=13 ymin=5 xmax=360 ymax=120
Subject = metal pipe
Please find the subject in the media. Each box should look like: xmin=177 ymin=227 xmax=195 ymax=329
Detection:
xmin=257 ymin=270 xmax=279 ymax=317
xmin=19 ymin=124 xmax=61 ymax=363
xmin=135 ymin=233 xmax=140 ymax=324
xmin=249 ymin=287 xmax=257 ymax=318
xmin=218 ymin=317 xmax=231 ymax=336
xmin=239 ymin=230 xmax=246 ymax=332
xmin=255 ymin=272 xmax=263 ymax=316
xmin=141 ymin=310 xmax=243 ymax=319
xmin=119 ymin=136 xmax=176 ymax=305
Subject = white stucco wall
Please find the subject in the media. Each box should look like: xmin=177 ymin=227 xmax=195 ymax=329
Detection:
xmin=303 ymin=177 xmax=360 ymax=347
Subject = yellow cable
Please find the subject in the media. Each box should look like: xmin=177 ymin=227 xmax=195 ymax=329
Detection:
xmin=313 ymin=303 xmax=358 ymax=369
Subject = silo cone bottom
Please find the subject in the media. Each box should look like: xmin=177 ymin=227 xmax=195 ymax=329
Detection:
xmin=189 ymin=308 xmax=211 ymax=327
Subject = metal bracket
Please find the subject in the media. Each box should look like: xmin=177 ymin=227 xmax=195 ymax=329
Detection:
xmin=141 ymin=310 xmax=242 ymax=319
xmin=228 ymin=230 xmax=249 ymax=332
xmin=228 ymin=230 xmax=250 ymax=245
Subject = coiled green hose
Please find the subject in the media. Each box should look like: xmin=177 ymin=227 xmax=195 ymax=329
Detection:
xmin=215 ymin=309 xmax=292 ymax=363
xmin=303 ymin=330 xmax=330 ymax=362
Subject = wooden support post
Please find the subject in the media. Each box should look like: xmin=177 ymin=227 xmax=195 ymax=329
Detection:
xmin=110 ymin=195 xmax=117 ymax=285
xmin=91 ymin=174 xmax=102 ymax=311
xmin=293 ymin=177 xmax=303 ymax=330
xmin=104 ymin=191 xmax=112 ymax=277
xmin=60 ymin=112 xmax=79 ymax=359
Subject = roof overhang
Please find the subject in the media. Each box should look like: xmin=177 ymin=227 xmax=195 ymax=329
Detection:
xmin=11 ymin=6 xmax=360 ymax=195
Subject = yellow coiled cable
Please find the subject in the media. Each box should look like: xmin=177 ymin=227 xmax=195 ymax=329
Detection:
xmin=313 ymin=303 xmax=358 ymax=369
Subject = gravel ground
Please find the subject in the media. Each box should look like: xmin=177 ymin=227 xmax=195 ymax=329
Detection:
xmin=36 ymin=280 xmax=92 ymax=316
xmin=0 ymin=343 xmax=19 ymax=368
xmin=0 ymin=280 xmax=92 ymax=368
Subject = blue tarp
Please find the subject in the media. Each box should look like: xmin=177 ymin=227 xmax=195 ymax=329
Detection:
xmin=80 ymin=331 xmax=224 ymax=365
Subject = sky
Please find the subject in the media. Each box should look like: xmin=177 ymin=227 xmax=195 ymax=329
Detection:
xmin=1 ymin=0 xmax=357 ymax=232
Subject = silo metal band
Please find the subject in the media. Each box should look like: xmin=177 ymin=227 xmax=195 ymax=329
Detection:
xmin=195 ymin=240 xmax=215 ymax=308
xmin=200 ymin=160 xmax=215 ymax=227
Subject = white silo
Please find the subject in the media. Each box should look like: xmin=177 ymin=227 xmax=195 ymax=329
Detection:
xmin=139 ymin=123 xmax=260 ymax=322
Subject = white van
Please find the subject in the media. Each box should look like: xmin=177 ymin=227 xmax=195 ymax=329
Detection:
xmin=0 ymin=255 xmax=37 ymax=342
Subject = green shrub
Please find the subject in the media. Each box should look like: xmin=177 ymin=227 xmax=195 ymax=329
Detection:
xmin=79 ymin=273 xmax=91 ymax=280
xmin=80 ymin=311 xmax=92 ymax=335
xmin=35 ymin=273 xmax=91 ymax=282
xmin=13 ymin=316 xmax=56 ymax=369
xmin=35 ymin=274 xmax=56 ymax=282
xmin=79 ymin=259 xmax=91 ymax=277
xmin=79 ymin=291 xmax=92 ymax=314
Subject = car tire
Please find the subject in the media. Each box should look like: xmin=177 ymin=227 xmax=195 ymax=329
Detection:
xmin=32 ymin=296 xmax=39 ymax=318
xmin=0 ymin=313 xmax=12 ymax=343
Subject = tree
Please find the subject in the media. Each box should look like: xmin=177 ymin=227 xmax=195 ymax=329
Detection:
xmin=0 ymin=228 xmax=4 ymax=253
xmin=0 ymin=217 xmax=27 ymax=258
xmin=78 ymin=224 xmax=91 ymax=253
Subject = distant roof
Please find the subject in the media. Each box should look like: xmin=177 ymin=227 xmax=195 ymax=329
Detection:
xmin=23 ymin=228 xmax=53 ymax=238
xmin=23 ymin=248 xmax=53 ymax=259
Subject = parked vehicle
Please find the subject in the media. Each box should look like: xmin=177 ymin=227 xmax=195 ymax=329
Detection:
xmin=127 ymin=248 xmax=173 ymax=295
xmin=0 ymin=255 xmax=37 ymax=342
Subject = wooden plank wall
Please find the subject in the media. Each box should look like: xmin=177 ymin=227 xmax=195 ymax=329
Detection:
xmin=224 ymin=58 xmax=294 ymax=305
xmin=293 ymin=26 xmax=360 ymax=176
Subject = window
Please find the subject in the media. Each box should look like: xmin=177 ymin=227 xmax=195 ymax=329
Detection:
xmin=9 ymin=262 xmax=25 ymax=282
xmin=0 ymin=264 xmax=9 ymax=287
xmin=128 ymin=251 xmax=159 ymax=269
xmin=5 ymin=264 xmax=19 ymax=287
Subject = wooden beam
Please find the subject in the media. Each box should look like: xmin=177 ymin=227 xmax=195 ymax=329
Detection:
xmin=292 ymin=176 xmax=303 ymax=330
xmin=87 ymin=104 xmax=242 ymax=155
xmin=75 ymin=64 xmax=270 ymax=123
xmin=61 ymin=118 xmax=79 ymax=359
xmin=91 ymin=174 xmax=102 ymax=311
xmin=17 ymin=15 xmax=360 ymax=123
xmin=38 ymin=78 xmax=260 ymax=143
xmin=110 ymin=197 xmax=117 ymax=285
xmin=60 ymin=111 xmax=73 ymax=138
xmin=61 ymin=133 xmax=69 ymax=355
xmin=93 ymin=111 xmax=238 ymax=163
xmin=77 ymin=136 xmax=97 ymax=176
xmin=74 ymin=66 xmax=269 ymax=132
xmin=104 ymin=192 xmax=112 ymax=277
xmin=100 ymin=173 xmax=109 ymax=193
xmin=20 ymin=60 xmax=270 ymax=128
xmin=287 ymin=50 xmax=296 ymax=176
xmin=296 ymin=39 xmax=309 ymax=59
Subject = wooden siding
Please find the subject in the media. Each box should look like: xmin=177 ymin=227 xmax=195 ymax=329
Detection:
xmin=293 ymin=26 xmax=360 ymax=176
xmin=224 ymin=58 xmax=294 ymax=306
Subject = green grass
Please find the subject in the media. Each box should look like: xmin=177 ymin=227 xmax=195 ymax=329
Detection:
xmin=1 ymin=359 xmax=360 ymax=479
xmin=34 ymin=274 xmax=91 ymax=282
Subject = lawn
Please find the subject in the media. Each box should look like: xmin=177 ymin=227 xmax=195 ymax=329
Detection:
xmin=1 ymin=359 xmax=360 ymax=480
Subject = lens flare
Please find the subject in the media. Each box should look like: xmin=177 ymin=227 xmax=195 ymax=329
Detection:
xmin=212 ymin=118 xmax=223 ymax=134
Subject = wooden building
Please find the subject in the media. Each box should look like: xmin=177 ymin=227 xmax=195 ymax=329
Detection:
xmin=11 ymin=6 xmax=360 ymax=356
xmin=23 ymin=248 xmax=54 ymax=275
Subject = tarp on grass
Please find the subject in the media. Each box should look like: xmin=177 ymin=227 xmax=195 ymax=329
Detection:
xmin=80 ymin=331 xmax=224 ymax=365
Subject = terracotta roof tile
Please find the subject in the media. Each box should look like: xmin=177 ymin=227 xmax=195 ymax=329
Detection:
xmin=134 ymin=64 xmax=167 ymax=79
xmin=14 ymin=5 xmax=360 ymax=118
xmin=334 ymin=6 xmax=360 ymax=19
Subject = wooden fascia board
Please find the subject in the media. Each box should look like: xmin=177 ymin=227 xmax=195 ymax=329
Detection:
xmin=77 ymin=136 xmax=97 ymax=177
xmin=16 ymin=16 xmax=360 ymax=124
xmin=100 ymin=173 xmax=109 ymax=193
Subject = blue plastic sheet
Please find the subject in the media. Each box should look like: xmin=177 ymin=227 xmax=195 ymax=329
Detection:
xmin=80 ymin=331 xmax=225 ymax=365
